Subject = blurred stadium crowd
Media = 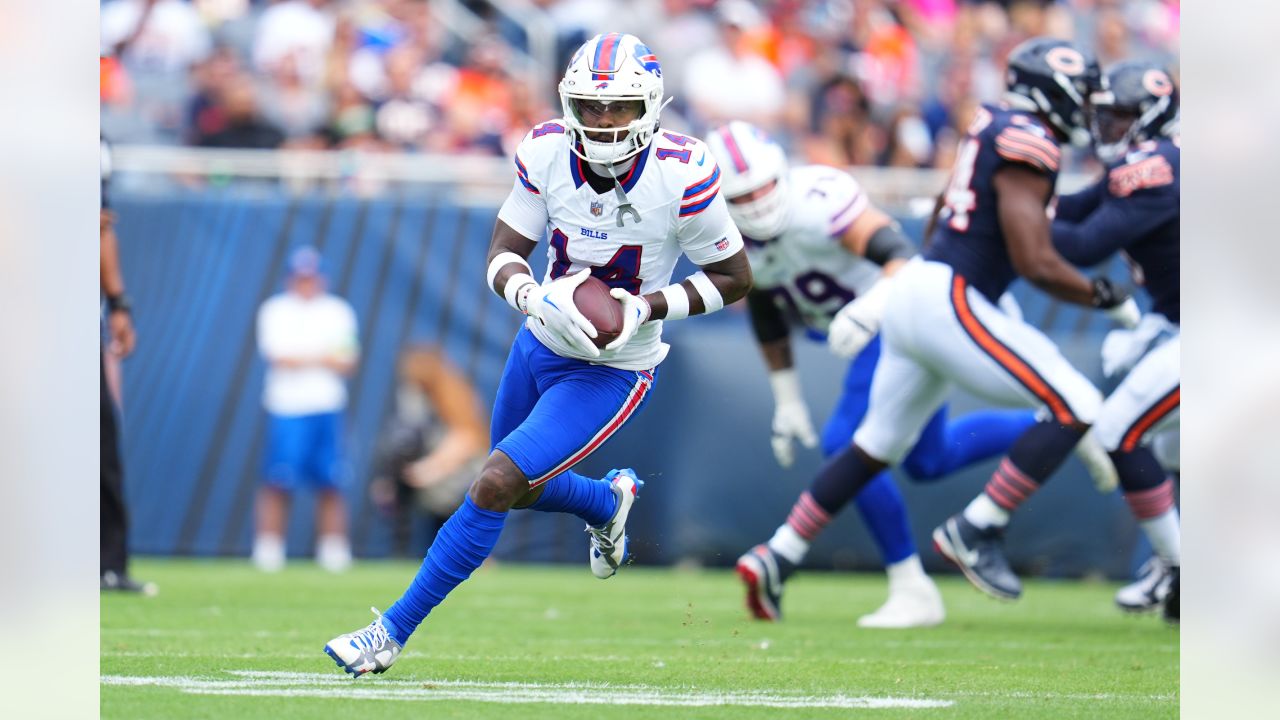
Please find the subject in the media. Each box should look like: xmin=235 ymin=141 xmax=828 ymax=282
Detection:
xmin=100 ymin=0 xmax=1179 ymax=169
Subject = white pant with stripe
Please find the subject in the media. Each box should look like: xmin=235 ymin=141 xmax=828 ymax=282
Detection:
xmin=853 ymin=258 xmax=1103 ymax=463
xmin=1093 ymin=332 xmax=1180 ymax=452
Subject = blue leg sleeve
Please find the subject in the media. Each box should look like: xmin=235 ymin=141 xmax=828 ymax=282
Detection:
xmin=852 ymin=471 xmax=917 ymax=565
xmin=902 ymin=408 xmax=1037 ymax=482
xmin=383 ymin=496 xmax=506 ymax=645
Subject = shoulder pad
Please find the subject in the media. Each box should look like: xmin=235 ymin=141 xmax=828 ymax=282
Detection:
xmin=993 ymin=119 xmax=1061 ymax=174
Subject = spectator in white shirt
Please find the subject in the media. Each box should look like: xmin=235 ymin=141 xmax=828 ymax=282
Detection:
xmin=254 ymin=246 xmax=359 ymax=573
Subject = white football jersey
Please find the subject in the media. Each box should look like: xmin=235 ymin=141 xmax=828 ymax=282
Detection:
xmin=497 ymin=120 xmax=743 ymax=370
xmin=745 ymin=165 xmax=881 ymax=333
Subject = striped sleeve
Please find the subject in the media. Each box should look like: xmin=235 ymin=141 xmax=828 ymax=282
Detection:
xmin=680 ymin=165 xmax=720 ymax=217
xmin=825 ymin=174 xmax=870 ymax=237
xmin=514 ymin=153 xmax=539 ymax=194
xmin=995 ymin=127 xmax=1061 ymax=174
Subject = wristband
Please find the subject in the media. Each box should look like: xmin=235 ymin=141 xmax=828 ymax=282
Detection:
xmin=688 ymin=271 xmax=724 ymax=313
xmin=507 ymin=274 xmax=536 ymax=314
xmin=106 ymin=294 xmax=132 ymax=314
xmin=659 ymin=284 xmax=690 ymax=320
xmin=487 ymin=251 xmax=532 ymax=293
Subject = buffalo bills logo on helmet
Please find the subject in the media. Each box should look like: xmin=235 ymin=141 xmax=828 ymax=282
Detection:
xmin=633 ymin=42 xmax=662 ymax=78
xmin=590 ymin=200 xmax=604 ymax=217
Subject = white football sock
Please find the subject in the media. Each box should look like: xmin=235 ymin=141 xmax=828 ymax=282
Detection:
xmin=963 ymin=493 xmax=1010 ymax=529
xmin=886 ymin=554 xmax=929 ymax=588
xmin=767 ymin=524 xmax=809 ymax=565
xmin=317 ymin=534 xmax=352 ymax=573
xmin=252 ymin=534 xmax=285 ymax=573
xmin=1139 ymin=509 xmax=1180 ymax=567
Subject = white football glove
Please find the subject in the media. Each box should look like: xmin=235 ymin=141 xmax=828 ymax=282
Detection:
xmin=606 ymin=288 xmax=651 ymax=351
xmin=1104 ymin=296 xmax=1142 ymax=329
xmin=768 ymin=369 xmax=818 ymax=467
xmin=521 ymin=268 xmax=600 ymax=358
xmin=827 ymin=279 xmax=893 ymax=359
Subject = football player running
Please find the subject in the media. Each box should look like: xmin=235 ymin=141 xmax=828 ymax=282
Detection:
xmin=1050 ymin=60 xmax=1181 ymax=621
xmin=708 ymin=121 xmax=1044 ymax=628
xmin=325 ymin=33 xmax=753 ymax=676
xmin=740 ymin=36 xmax=1136 ymax=606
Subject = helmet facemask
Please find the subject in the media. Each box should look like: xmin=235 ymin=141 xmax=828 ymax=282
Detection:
xmin=727 ymin=175 xmax=791 ymax=240
xmin=560 ymin=94 xmax=658 ymax=164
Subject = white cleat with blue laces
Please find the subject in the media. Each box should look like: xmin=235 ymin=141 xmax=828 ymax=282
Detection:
xmin=587 ymin=469 xmax=643 ymax=579
xmin=324 ymin=607 xmax=403 ymax=677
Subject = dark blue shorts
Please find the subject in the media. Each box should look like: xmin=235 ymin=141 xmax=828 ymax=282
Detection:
xmin=263 ymin=411 xmax=345 ymax=490
xmin=492 ymin=326 xmax=657 ymax=487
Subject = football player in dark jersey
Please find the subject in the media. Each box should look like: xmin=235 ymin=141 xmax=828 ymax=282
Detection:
xmin=757 ymin=36 xmax=1139 ymax=604
xmin=1051 ymin=60 xmax=1181 ymax=621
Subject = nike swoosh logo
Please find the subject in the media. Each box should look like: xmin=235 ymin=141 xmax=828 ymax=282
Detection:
xmin=948 ymin=524 xmax=980 ymax=567
xmin=696 ymin=152 xmax=706 ymax=166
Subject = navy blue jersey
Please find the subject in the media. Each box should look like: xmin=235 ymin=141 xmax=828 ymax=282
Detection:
xmin=1052 ymin=138 xmax=1179 ymax=322
xmin=926 ymin=104 xmax=1062 ymax=301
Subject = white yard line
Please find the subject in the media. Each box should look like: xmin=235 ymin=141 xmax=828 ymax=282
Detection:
xmin=101 ymin=671 xmax=952 ymax=709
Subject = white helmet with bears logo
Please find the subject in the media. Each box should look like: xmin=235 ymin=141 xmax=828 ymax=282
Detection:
xmin=705 ymin=121 xmax=790 ymax=239
xmin=559 ymin=33 xmax=669 ymax=165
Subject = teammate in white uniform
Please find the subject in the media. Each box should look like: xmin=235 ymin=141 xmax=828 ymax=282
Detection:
xmin=710 ymin=122 xmax=1042 ymax=628
xmin=325 ymin=32 xmax=753 ymax=677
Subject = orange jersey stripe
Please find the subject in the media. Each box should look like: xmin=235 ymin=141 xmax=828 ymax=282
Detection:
xmin=998 ymin=127 xmax=1059 ymax=154
xmin=951 ymin=276 xmax=1076 ymax=424
xmin=1120 ymin=386 xmax=1180 ymax=451
xmin=996 ymin=137 xmax=1060 ymax=173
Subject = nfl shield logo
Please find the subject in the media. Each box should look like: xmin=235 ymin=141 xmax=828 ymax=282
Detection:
xmin=590 ymin=200 xmax=604 ymax=218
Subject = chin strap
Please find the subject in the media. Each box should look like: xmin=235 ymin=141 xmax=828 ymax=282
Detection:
xmin=607 ymin=164 xmax=642 ymax=227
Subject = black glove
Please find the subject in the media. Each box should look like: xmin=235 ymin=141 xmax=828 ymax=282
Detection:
xmin=1091 ymin=277 xmax=1140 ymax=328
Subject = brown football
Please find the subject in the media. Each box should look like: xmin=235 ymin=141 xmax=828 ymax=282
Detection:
xmin=572 ymin=275 xmax=625 ymax=349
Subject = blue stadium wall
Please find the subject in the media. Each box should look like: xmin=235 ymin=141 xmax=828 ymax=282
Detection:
xmin=111 ymin=187 xmax=1148 ymax=579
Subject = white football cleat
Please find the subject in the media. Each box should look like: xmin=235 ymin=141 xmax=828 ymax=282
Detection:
xmin=1115 ymin=558 xmax=1174 ymax=613
xmin=587 ymin=469 xmax=643 ymax=579
xmin=857 ymin=576 xmax=946 ymax=629
xmin=324 ymin=607 xmax=403 ymax=677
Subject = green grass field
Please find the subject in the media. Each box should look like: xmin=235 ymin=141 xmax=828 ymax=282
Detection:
xmin=101 ymin=559 xmax=1177 ymax=719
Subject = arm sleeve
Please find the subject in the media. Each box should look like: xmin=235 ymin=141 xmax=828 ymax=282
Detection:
xmin=1054 ymin=177 xmax=1106 ymax=223
xmin=1052 ymin=191 xmax=1178 ymax=267
xmin=677 ymin=159 xmax=744 ymax=265
xmin=746 ymin=289 xmax=790 ymax=345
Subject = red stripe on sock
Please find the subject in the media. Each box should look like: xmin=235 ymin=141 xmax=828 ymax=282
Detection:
xmin=998 ymin=459 xmax=1039 ymax=494
xmin=1125 ymin=479 xmax=1175 ymax=520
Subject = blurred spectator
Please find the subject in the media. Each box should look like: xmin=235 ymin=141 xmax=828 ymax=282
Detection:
xmin=253 ymin=0 xmax=336 ymax=84
xmin=370 ymin=346 xmax=488 ymax=557
xmin=683 ymin=0 xmax=786 ymax=133
xmin=195 ymin=73 xmax=286 ymax=148
xmin=101 ymin=0 xmax=212 ymax=72
xmin=253 ymin=246 xmax=359 ymax=573
xmin=101 ymin=0 xmax=1177 ymax=168
xmin=260 ymin=54 xmax=331 ymax=142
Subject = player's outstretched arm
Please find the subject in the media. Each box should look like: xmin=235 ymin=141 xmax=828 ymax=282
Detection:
xmin=745 ymin=290 xmax=817 ymax=467
xmin=642 ymin=248 xmax=753 ymax=321
xmin=995 ymin=165 xmax=1105 ymax=307
xmin=826 ymin=207 xmax=917 ymax=359
xmin=605 ymin=249 xmax=752 ymax=351
xmin=997 ymin=166 xmax=1138 ymax=325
